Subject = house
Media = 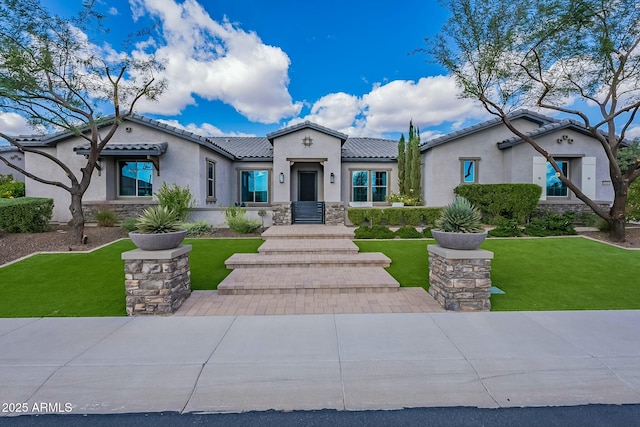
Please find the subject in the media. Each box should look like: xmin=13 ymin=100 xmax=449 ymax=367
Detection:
xmin=0 ymin=145 xmax=25 ymax=181
xmin=16 ymin=110 xmax=614 ymax=225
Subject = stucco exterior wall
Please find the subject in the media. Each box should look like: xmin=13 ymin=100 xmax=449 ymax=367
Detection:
xmin=272 ymin=128 xmax=342 ymax=202
xmin=0 ymin=147 xmax=25 ymax=181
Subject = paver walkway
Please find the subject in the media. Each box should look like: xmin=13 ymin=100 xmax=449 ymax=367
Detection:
xmin=174 ymin=225 xmax=444 ymax=316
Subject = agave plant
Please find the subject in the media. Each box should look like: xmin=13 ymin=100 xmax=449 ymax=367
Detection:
xmin=435 ymin=196 xmax=484 ymax=233
xmin=135 ymin=206 xmax=182 ymax=234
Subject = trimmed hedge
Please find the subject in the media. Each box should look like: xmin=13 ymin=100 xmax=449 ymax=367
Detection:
xmin=347 ymin=207 xmax=442 ymax=226
xmin=0 ymin=197 xmax=53 ymax=232
xmin=454 ymin=183 xmax=541 ymax=224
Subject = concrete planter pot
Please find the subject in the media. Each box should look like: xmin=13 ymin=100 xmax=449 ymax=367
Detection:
xmin=129 ymin=230 xmax=187 ymax=251
xmin=431 ymin=229 xmax=487 ymax=250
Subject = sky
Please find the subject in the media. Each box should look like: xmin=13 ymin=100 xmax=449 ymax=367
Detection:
xmin=3 ymin=0 xmax=634 ymax=143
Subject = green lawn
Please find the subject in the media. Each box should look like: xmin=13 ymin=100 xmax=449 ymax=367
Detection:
xmin=1 ymin=236 xmax=639 ymax=317
xmin=0 ymin=238 xmax=262 ymax=317
xmin=357 ymin=237 xmax=640 ymax=311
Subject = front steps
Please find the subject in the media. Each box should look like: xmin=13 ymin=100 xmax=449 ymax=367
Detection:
xmin=217 ymin=225 xmax=400 ymax=295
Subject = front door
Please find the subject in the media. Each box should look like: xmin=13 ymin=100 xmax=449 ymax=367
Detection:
xmin=298 ymin=171 xmax=317 ymax=201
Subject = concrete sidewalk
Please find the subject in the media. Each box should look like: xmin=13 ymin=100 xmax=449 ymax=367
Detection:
xmin=1 ymin=311 xmax=639 ymax=416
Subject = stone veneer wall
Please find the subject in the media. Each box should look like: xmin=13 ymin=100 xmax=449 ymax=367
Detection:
xmin=325 ymin=202 xmax=345 ymax=225
xmin=271 ymin=202 xmax=292 ymax=225
xmin=427 ymin=245 xmax=492 ymax=311
xmin=83 ymin=202 xmax=156 ymax=222
xmin=536 ymin=201 xmax=610 ymax=216
xmin=122 ymin=245 xmax=192 ymax=315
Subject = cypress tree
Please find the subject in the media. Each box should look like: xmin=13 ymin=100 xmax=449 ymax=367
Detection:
xmin=397 ymin=134 xmax=406 ymax=195
xmin=410 ymin=127 xmax=422 ymax=199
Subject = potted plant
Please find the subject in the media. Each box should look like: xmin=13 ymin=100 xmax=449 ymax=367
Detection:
xmin=387 ymin=192 xmax=405 ymax=207
xmin=431 ymin=196 xmax=487 ymax=250
xmin=128 ymin=206 xmax=187 ymax=250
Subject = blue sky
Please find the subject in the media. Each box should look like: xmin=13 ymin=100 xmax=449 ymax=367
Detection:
xmin=2 ymin=0 xmax=496 ymax=140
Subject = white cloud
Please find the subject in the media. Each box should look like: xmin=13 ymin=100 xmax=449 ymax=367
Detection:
xmin=627 ymin=125 xmax=640 ymax=140
xmin=128 ymin=0 xmax=301 ymax=123
xmin=0 ymin=112 xmax=35 ymax=137
xmin=156 ymin=119 xmax=254 ymax=137
xmin=288 ymin=75 xmax=490 ymax=138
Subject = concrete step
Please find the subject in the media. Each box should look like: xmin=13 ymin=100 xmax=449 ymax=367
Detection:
xmin=261 ymin=225 xmax=354 ymax=240
xmin=217 ymin=266 xmax=400 ymax=295
xmin=225 ymin=252 xmax=391 ymax=269
xmin=258 ymin=239 xmax=360 ymax=255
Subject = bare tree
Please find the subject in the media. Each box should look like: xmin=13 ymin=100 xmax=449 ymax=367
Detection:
xmin=0 ymin=0 xmax=166 ymax=243
xmin=429 ymin=0 xmax=640 ymax=241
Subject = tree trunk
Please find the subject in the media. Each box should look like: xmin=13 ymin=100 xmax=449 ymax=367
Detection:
xmin=608 ymin=188 xmax=627 ymax=242
xmin=69 ymin=192 xmax=86 ymax=245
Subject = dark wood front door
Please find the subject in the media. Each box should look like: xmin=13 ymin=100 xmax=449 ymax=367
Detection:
xmin=298 ymin=171 xmax=317 ymax=201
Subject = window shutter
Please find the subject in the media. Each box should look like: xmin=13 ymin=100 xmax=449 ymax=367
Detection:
xmin=582 ymin=157 xmax=596 ymax=199
xmin=532 ymin=157 xmax=547 ymax=200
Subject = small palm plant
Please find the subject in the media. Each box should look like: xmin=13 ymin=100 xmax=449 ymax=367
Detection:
xmin=435 ymin=196 xmax=484 ymax=233
xmin=135 ymin=206 xmax=181 ymax=234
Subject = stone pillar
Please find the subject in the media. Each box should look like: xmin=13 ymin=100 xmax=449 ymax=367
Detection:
xmin=324 ymin=202 xmax=346 ymax=225
xmin=122 ymin=245 xmax=192 ymax=316
xmin=427 ymin=244 xmax=493 ymax=311
xmin=271 ymin=202 xmax=292 ymax=225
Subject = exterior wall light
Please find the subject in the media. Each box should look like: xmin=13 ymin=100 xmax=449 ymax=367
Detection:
xmin=330 ymin=172 xmax=335 ymax=184
xmin=279 ymin=172 xmax=285 ymax=183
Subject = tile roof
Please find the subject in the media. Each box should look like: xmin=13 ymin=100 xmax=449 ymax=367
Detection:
xmin=342 ymin=137 xmax=397 ymax=160
xmin=421 ymin=109 xmax=556 ymax=151
xmin=497 ymin=119 xmax=594 ymax=149
xmin=13 ymin=114 xmax=397 ymax=160
xmin=73 ymin=142 xmax=168 ymax=156
xmin=206 ymin=137 xmax=272 ymax=159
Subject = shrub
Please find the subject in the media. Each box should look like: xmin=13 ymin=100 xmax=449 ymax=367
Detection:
xmin=402 ymin=208 xmax=423 ymax=226
xmin=454 ymin=183 xmax=541 ymax=224
xmin=154 ymin=182 xmax=194 ymax=222
xmin=347 ymin=209 xmax=367 ymax=225
xmin=95 ymin=209 xmax=117 ymax=227
xmin=628 ymin=179 xmax=640 ymax=222
xmin=367 ymin=209 xmax=383 ymax=226
xmin=225 ymin=206 xmax=261 ymax=234
xmin=435 ymin=196 xmax=484 ymax=233
xmin=0 ymin=197 xmax=53 ymax=232
xmin=354 ymin=225 xmax=396 ymax=239
xmin=135 ymin=206 xmax=181 ymax=234
xmin=394 ymin=225 xmax=423 ymax=239
xmin=421 ymin=208 xmax=442 ymax=226
xmin=524 ymin=212 xmax=577 ymax=237
xmin=121 ymin=217 xmax=138 ymax=233
xmin=488 ymin=219 xmax=523 ymax=237
xmin=382 ymin=208 xmax=403 ymax=225
xmin=0 ymin=174 xmax=25 ymax=198
xmin=422 ymin=227 xmax=433 ymax=238
xmin=183 ymin=219 xmax=212 ymax=237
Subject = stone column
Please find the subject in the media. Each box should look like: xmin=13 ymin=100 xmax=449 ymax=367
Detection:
xmin=122 ymin=245 xmax=192 ymax=315
xmin=324 ymin=202 xmax=346 ymax=225
xmin=271 ymin=202 xmax=292 ymax=225
xmin=427 ymin=245 xmax=493 ymax=311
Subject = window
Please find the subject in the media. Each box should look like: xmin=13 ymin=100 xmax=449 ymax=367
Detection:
xmin=461 ymin=159 xmax=478 ymax=183
xmin=241 ymin=170 xmax=269 ymax=203
xmin=351 ymin=170 xmax=388 ymax=202
xmin=206 ymin=159 xmax=216 ymax=200
xmin=546 ymin=160 xmax=569 ymax=197
xmin=352 ymin=171 xmax=369 ymax=202
xmin=119 ymin=161 xmax=153 ymax=197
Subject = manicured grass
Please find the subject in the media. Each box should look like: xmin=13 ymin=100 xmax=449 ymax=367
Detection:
xmin=0 ymin=238 xmax=261 ymax=317
xmin=357 ymin=237 xmax=640 ymax=311
xmin=2 ymin=236 xmax=639 ymax=316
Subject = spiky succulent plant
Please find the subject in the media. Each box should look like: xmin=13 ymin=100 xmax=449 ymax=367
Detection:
xmin=435 ymin=196 xmax=484 ymax=233
xmin=135 ymin=206 xmax=182 ymax=234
